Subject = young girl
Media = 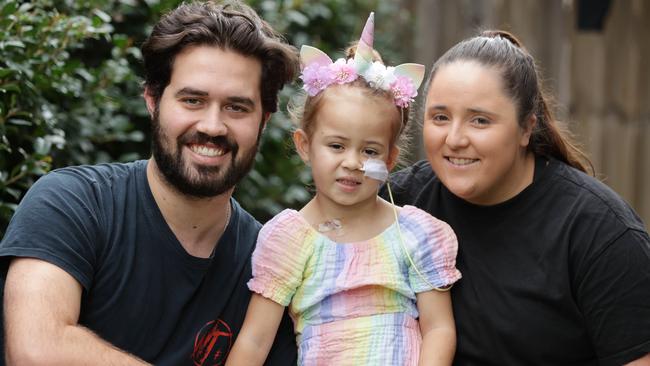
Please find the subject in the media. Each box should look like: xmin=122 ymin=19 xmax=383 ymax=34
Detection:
xmin=226 ymin=13 xmax=461 ymax=366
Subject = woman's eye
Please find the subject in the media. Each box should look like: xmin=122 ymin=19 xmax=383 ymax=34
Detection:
xmin=472 ymin=116 xmax=491 ymax=126
xmin=431 ymin=114 xmax=449 ymax=123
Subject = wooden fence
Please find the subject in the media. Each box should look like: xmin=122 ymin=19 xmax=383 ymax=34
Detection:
xmin=407 ymin=0 xmax=650 ymax=225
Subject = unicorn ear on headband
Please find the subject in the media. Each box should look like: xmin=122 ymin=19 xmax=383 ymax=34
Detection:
xmin=299 ymin=12 xmax=425 ymax=108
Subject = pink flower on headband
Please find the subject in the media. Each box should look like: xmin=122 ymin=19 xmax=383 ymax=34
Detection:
xmin=331 ymin=59 xmax=358 ymax=84
xmin=301 ymin=63 xmax=335 ymax=96
xmin=390 ymin=76 xmax=418 ymax=108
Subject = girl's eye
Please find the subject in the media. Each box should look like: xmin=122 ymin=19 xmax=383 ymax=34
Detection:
xmin=363 ymin=148 xmax=379 ymax=156
xmin=329 ymin=143 xmax=344 ymax=151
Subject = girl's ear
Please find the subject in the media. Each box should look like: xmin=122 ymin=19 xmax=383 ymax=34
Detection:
xmin=520 ymin=114 xmax=537 ymax=147
xmin=387 ymin=146 xmax=400 ymax=171
xmin=292 ymin=129 xmax=311 ymax=164
xmin=143 ymin=86 xmax=157 ymax=117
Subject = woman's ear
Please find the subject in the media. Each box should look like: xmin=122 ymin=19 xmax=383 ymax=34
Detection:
xmin=387 ymin=146 xmax=400 ymax=171
xmin=143 ymin=86 xmax=157 ymax=117
xmin=520 ymin=114 xmax=537 ymax=147
xmin=292 ymin=129 xmax=311 ymax=165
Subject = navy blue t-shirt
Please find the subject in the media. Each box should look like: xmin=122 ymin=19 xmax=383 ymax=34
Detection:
xmin=0 ymin=160 xmax=296 ymax=365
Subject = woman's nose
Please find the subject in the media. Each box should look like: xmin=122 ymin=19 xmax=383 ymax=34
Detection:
xmin=445 ymin=122 xmax=469 ymax=148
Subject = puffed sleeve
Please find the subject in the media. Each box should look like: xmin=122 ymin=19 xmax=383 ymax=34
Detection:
xmin=401 ymin=206 xmax=462 ymax=293
xmin=247 ymin=210 xmax=313 ymax=306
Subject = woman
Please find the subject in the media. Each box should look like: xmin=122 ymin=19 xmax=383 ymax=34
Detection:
xmin=382 ymin=30 xmax=650 ymax=365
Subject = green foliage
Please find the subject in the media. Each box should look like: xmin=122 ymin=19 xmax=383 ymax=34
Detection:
xmin=0 ymin=0 xmax=413 ymax=232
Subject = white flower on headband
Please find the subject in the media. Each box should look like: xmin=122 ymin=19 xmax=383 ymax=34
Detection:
xmin=362 ymin=62 xmax=396 ymax=90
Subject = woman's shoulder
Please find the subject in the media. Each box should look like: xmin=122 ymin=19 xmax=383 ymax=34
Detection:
xmin=390 ymin=160 xmax=437 ymax=187
xmin=383 ymin=160 xmax=441 ymax=205
xmin=548 ymin=159 xmax=646 ymax=232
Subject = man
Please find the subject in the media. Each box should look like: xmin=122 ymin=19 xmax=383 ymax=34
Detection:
xmin=0 ymin=1 xmax=299 ymax=364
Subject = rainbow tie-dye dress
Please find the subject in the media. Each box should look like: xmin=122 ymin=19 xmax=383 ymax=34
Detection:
xmin=248 ymin=205 xmax=461 ymax=365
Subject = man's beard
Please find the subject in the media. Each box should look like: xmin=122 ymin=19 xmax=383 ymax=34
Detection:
xmin=150 ymin=110 xmax=262 ymax=199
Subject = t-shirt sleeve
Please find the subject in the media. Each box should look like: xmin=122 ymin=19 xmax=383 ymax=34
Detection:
xmin=247 ymin=211 xmax=312 ymax=306
xmin=0 ymin=170 xmax=102 ymax=289
xmin=576 ymin=228 xmax=650 ymax=365
xmin=403 ymin=207 xmax=462 ymax=293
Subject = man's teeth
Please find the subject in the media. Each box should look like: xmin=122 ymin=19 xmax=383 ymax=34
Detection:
xmin=449 ymin=157 xmax=477 ymax=165
xmin=191 ymin=145 xmax=226 ymax=157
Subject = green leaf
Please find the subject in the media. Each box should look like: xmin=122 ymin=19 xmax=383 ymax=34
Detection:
xmin=1 ymin=2 xmax=17 ymax=17
xmin=1 ymin=40 xmax=25 ymax=49
xmin=17 ymin=3 xmax=32 ymax=13
xmin=8 ymin=118 xmax=32 ymax=126
xmin=0 ymin=83 xmax=20 ymax=93
xmin=92 ymin=9 xmax=111 ymax=23
xmin=0 ymin=68 xmax=16 ymax=78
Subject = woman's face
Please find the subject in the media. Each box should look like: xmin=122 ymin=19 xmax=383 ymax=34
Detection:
xmin=423 ymin=61 xmax=535 ymax=205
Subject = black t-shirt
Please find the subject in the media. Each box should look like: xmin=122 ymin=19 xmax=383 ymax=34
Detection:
xmin=0 ymin=161 xmax=296 ymax=365
xmin=381 ymin=157 xmax=650 ymax=365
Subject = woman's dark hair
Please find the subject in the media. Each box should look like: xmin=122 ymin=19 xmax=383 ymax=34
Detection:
xmin=425 ymin=30 xmax=594 ymax=175
xmin=141 ymin=0 xmax=299 ymax=115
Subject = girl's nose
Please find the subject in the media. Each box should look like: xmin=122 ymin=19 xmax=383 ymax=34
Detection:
xmin=341 ymin=152 xmax=363 ymax=171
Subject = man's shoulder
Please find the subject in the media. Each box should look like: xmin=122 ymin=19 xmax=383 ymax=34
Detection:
xmin=228 ymin=199 xmax=263 ymax=252
xmin=46 ymin=160 xmax=146 ymax=187
xmin=230 ymin=199 xmax=262 ymax=230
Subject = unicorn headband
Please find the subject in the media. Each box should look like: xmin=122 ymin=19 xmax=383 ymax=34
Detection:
xmin=299 ymin=12 xmax=425 ymax=108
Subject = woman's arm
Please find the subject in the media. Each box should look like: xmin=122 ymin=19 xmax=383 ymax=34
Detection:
xmin=225 ymin=293 xmax=287 ymax=366
xmin=417 ymin=290 xmax=456 ymax=365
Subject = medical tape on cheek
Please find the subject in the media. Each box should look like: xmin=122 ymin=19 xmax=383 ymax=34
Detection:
xmin=362 ymin=158 xmax=389 ymax=182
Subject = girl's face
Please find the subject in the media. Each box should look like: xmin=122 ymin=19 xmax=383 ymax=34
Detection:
xmin=294 ymin=85 xmax=399 ymax=209
xmin=423 ymin=61 xmax=535 ymax=205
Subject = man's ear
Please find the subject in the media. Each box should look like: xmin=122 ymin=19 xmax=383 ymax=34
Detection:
xmin=387 ymin=146 xmax=400 ymax=171
xmin=143 ymin=86 xmax=157 ymax=117
xmin=520 ymin=114 xmax=537 ymax=147
xmin=292 ymin=129 xmax=311 ymax=164
xmin=261 ymin=112 xmax=272 ymax=131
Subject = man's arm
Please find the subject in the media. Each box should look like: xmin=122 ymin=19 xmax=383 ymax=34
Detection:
xmin=4 ymin=258 xmax=150 ymax=365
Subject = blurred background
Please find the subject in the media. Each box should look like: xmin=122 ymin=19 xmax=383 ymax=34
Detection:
xmin=1 ymin=0 xmax=648 ymax=234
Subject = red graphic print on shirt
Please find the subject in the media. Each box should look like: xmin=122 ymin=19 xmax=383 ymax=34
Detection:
xmin=192 ymin=319 xmax=233 ymax=366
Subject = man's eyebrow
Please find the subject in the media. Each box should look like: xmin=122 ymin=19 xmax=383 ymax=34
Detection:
xmin=174 ymin=87 xmax=208 ymax=97
xmin=227 ymin=96 xmax=255 ymax=108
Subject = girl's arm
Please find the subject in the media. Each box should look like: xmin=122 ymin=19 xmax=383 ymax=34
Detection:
xmin=226 ymin=293 xmax=287 ymax=366
xmin=417 ymin=290 xmax=456 ymax=365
